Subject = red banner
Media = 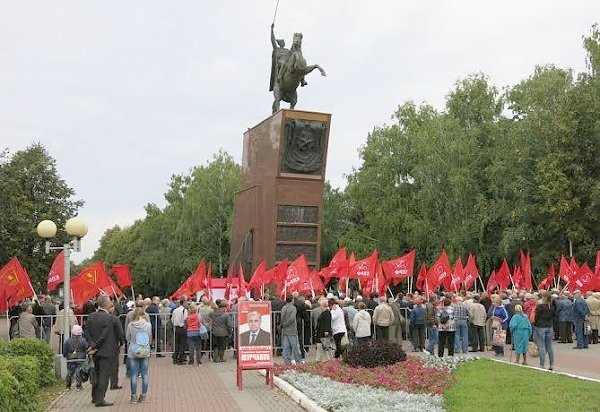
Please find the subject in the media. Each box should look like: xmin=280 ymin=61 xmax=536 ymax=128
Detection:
xmin=47 ymin=251 xmax=65 ymax=292
xmin=237 ymin=300 xmax=273 ymax=368
xmin=110 ymin=264 xmax=132 ymax=288
xmin=0 ymin=257 xmax=35 ymax=306
xmin=382 ymin=249 xmax=415 ymax=281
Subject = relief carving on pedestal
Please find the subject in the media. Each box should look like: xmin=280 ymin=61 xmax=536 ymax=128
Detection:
xmin=281 ymin=119 xmax=327 ymax=174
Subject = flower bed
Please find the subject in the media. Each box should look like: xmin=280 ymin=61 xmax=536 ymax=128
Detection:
xmin=280 ymin=371 xmax=444 ymax=412
xmin=274 ymin=356 xmax=458 ymax=395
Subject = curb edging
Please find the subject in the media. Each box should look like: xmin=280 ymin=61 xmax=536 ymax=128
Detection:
xmin=258 ymin=369 xmax=326 ymax=412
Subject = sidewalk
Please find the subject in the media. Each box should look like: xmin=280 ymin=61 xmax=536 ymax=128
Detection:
xmin=47 ymin=355 xmax=304 ymax=412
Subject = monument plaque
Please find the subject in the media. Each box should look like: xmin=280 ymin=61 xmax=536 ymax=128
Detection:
xmin=230 ymin=109 xmax=331 ymax=277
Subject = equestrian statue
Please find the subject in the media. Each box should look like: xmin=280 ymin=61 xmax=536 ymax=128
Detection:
xmin=270 ymin=23 xmax=326 ymax=114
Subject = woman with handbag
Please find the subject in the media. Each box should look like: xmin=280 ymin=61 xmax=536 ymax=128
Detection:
xmin=185 ymin=304 xmax=204 ymax=366
xmin=509 ymin=304 xmax=532 ymax=365
xmin=488 ymin=296 xmax=509 ymax=356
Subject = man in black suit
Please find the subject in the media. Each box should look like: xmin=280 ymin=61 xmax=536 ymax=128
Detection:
xmin=239 ymin=311 xmax=271 ymax=346
xmin=85 ymin=296 xmax=125 ymax=407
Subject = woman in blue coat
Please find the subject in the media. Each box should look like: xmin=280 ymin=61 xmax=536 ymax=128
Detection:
xmin=509 ymin=304 xmax=532 ymax=365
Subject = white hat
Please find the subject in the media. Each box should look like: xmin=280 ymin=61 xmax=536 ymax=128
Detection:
xmin=355 ymin=295 xmax=363 ymax=301
xmin=126 ymin=301 xmax=135 ymax=309
xmin=326 ymin=293 xmax=334 ymax=299
xmin=343 ymin=297 xmax=352 ymax=302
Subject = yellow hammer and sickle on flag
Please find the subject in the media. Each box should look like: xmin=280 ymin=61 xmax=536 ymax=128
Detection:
xmin=84 ymin=271 xmax=97 ymax=285
xmin=5 ymin=270 xmax=19 ymax=287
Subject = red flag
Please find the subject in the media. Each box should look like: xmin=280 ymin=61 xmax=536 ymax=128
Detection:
xmin=495 ymin=259 xmax=511 ymax=289
xmin=267 ymin=259 xmax=289 ymax=285
xmin=47 ymin=251 xmax=65 ymax=292
xmin=595 ymin=250 xmax=600 ymax=277
xmin=522 ymin=252 xmax=533 ymax=291
xmin=70 ymin=262 xmax=112 ymax=306
xmin=570 ymin=263 xmax=595 ymax=293
xmin=538 ymin=264 xmax=555 ymax=290
xmin=0 ymin=257 xmax=35 ymax=306
xmin=188 ymin=260 xmax=207 ymax=294
xmin=297 ymin=270 xmax=326 ymax=297
xmin=375 ymin=262 xmax=388 ymax=296
xmin=463 ymin=254 xmax=480 ymax=290
xmin=559 ymin=255 xmax=570 ymax=283
xmin=425 ymin=250 xmax=452 ymax=290
xmin=416 ymin=263 xmax=427 ymax=290
xmin=280 ymin=255 xmax=310 ymax=297
xmin=237 ymin=264 xmax=248 ymax=298
xmin=348 ymin=250 xmax=378 ymax=281
xmin=224 ymin=264 xmax=234 ymax=301
xmin=110 ymin=264 xmax=132 ymax=288
xmin=247 ymin=260 xmax=267 ymax=294
xmin=445 ymin=257 xmax=464 ymax=291
xmin=512 ymin=266 xmax=523 ymax=289
xmin=99 ymin=276 xmax=125 ymax=299
xmin=486 ymin=270 xmax=498 ymax=295
xmin=382 ymin=249 xmax=415 ymax=281
xmin=322 ymin=247 xmax=348 ymax=279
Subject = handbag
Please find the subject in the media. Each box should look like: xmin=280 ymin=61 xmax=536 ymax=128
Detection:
xmin=528 ymin=341 xmax=539 ymax=358
xmin=340 ymin=332 xmax=350 ymax=347
xmin=76 ymin=354 xmax=95 ymax=383
xmin=584 ymin=320 xmax=592 ymax=336
xmin=199 ymin=323 xmax=209 ymax=339
xmin=492 ymin=328 xmax=506 ymax=346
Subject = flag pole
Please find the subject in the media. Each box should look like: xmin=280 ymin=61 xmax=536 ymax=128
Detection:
xmin=478 ymin=277 xmax=486 ymax=292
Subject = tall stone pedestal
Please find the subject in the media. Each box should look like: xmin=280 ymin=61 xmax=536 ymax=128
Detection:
xmin=230 ymin=109 xmax=331 ymax=278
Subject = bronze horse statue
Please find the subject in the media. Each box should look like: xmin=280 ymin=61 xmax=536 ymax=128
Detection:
xmin=270 ymin=24 xmax=326 ymax=114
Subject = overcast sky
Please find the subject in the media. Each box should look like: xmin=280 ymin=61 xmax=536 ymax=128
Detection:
xmin=1 ymin=1 xmax=598 ymax=263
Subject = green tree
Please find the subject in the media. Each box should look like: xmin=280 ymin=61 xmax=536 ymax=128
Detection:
xmin=92 ymin=151 xmax=240 ymax=296
xmin=0 ymin=143 xmax=83 ymax=290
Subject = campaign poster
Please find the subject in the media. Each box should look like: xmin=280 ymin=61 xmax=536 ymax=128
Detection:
xmin=237 ymin=300 xmax=273 ymax=368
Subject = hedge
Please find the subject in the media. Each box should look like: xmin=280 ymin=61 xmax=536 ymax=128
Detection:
xmin=0 ymin=338 xmax=55 ymax=386
xmin=0 ymin=355 xmax=39 ymax=412
xmin=0 ymin=368 xmax=21 ymax=412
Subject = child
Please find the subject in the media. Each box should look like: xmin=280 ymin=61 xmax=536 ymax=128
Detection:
xmin=63 ymin=324 xmax=89 ymax=390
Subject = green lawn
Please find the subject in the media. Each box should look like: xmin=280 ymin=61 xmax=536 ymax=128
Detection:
xmin=444 ymin=359 xmax=600 ymax=412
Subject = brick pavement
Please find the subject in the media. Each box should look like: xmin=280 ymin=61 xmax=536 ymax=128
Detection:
xmin=47 ymin=354 xmax=304 ymax=412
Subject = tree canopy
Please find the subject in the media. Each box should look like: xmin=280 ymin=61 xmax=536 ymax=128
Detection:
xmin=0 ymin=143 xmax=83 ymax=289
xmin=90 ymin=151 xmax=240 ymax=296
xmin=323 ymin=25 xmax=600 ymax=282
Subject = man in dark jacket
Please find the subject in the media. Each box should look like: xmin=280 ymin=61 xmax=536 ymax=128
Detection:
xmin=572 ymin=290 xmax=591 ymax=349
xmin=85 ymin=296 xmax=124 ymax=407
xmin=146 ymin=296 xmax=162 ymax=355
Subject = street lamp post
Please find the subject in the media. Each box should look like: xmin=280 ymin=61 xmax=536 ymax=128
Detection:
xmin=37 ymin=217 xmax=87 ymax=344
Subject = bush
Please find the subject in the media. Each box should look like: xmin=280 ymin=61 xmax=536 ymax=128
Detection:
xmin=0 ymin=368 xmax=20 ymax=412
xmin=342 ymin=339 xmax=407 ymax=368
xmin=0 ymin=338 xmax=56 ymax=386
xmin=0 ymin=356 xmax=39 ymax=412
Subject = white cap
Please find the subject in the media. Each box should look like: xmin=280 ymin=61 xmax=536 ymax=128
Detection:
xmin=344 ymin=297 xmax=352 ymax=302
xmin=326 ymin=293 xmax=334 ymax=299
xmin=355 ymin=295 xmax=363 ymax=301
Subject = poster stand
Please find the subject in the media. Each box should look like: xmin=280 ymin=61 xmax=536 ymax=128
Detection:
xmin=236 ymin=300 xmax=274 ymax=390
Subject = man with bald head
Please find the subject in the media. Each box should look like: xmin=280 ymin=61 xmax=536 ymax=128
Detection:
xmin=85 ymin=296 xmax=125 ymax=407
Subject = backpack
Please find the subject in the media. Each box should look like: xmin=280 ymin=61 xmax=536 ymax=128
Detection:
xmin=439 ymin=309 xmax=450 ymax=325
xmin=128 ymin=330 xmax=151 ymax=358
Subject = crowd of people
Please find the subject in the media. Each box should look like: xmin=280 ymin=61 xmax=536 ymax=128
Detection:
xmin=5 ymin=286 xmax=600 ymax=405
